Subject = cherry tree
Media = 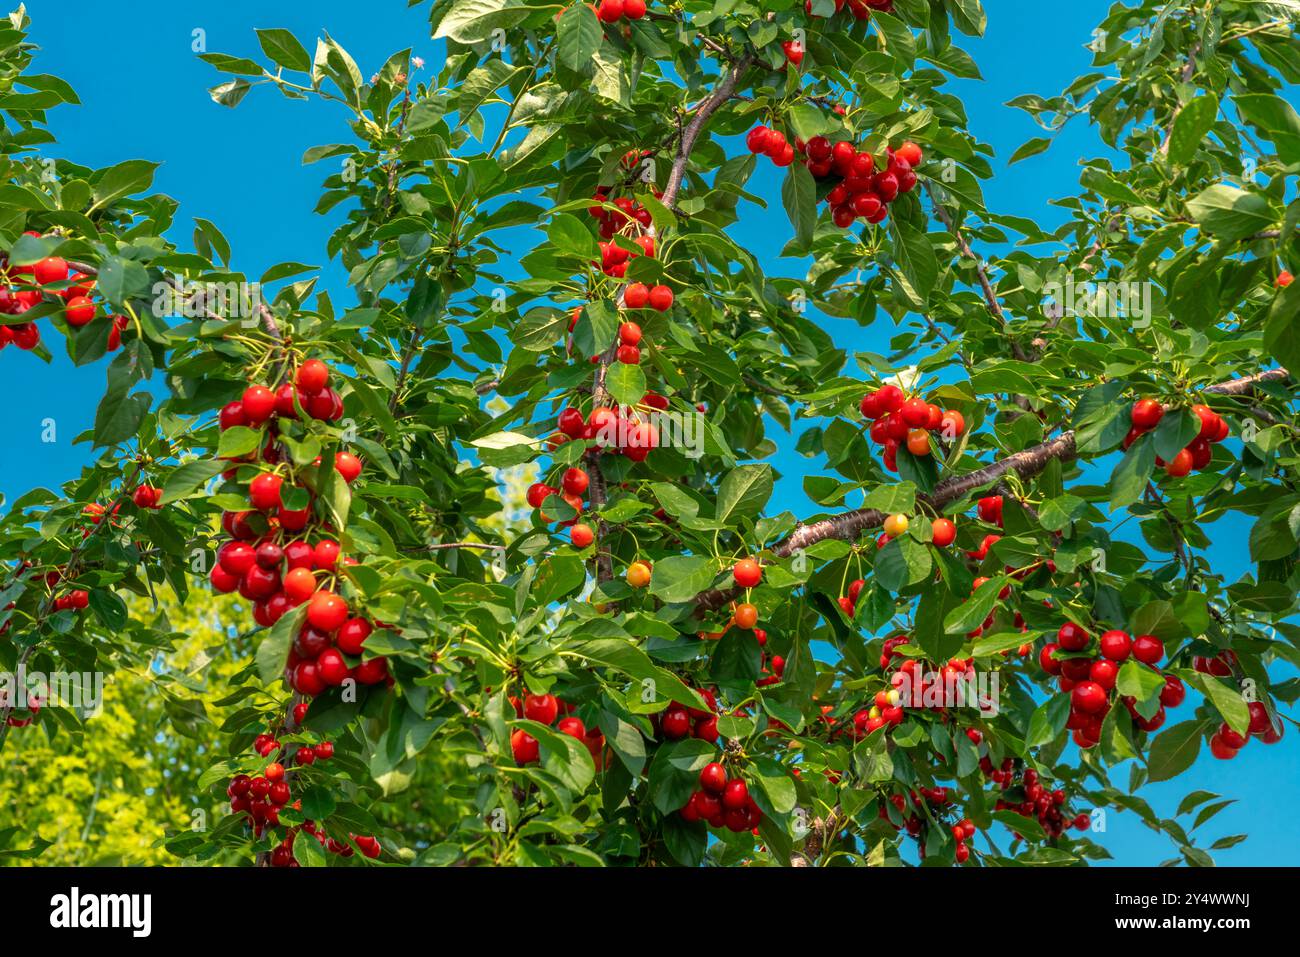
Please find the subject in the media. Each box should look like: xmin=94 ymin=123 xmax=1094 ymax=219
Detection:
xmin=0 ymin=0 xmax=1296 ymax=867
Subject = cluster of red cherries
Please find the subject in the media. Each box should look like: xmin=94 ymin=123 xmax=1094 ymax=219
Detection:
xmin=209 ymin=360 xmax=387 ymax=699
xmin=745 ymin=134 xmax=921 ymax=229
xmin=1123 ymin=398 xmax=1230 ymax=477
xmin=0 ymin=242 xmax=96 ymax=352
xmin=806 ymin=0 xmax=894 ymax=19
xmin=509 ymin=692 xmax=607 ymax=769
xmin=1039 ymin=624 xmax=1178 ymax=747
xmin=679 ymin=761 xmax=764 ymax=834
xmin=1210 ymin=700 xmax=1283 ymax=757
xmin=227 ymin=725 xmax=381 ymax=866
xmin=858 ymin=382 xmax=965 ymax=472
xmin=657 ymin=687 xmax=721 ymax=742
xmin=595 ymin=0 xmax=647 ymax=26
xmin=982 ymin=758 xmax=1092 ymax=842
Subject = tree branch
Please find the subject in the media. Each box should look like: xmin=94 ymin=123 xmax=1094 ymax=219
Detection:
xmin=695 ymin=368 xmax=1291 ymax=609
xmin=661 ymin=54 xmax=753 ymax=210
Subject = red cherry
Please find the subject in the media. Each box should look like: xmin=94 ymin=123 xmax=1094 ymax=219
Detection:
xmin=1131 ymin=398 xmax=1164 ymax=430
xmin=335 ymin=451 xmax=362 ymax=483
xmin=523 ymin=694 xmax=559 ymax=725
xmin=64 ymin=295 xmax=96 ymax=327
xmin=557 ymin=717 xmax=586 ymax=739
xmin=1131 ymin=634 xmax=1164 ymax=665
xmin=561 ymin=468 xmax=589 ymax=496
xmin=1209 ymin=732 xmax=1240 ymax=759
xmin=284 ymin=540 xmax=315 ymax=569
xmin=218 ymin=541 xmax=258 ymax=576
xmin=241 ymin=385 xmax=277 ymax=425
xmin=293 ymin=661 xmax=327 ymax=696
xmin=337 ymin=618 xmax=372 ymax=655
xmin=699 ymin=762 xmax=727 ymax=794
xmin=249 ymin=472 xmax=283 ymax=511
xmin=354 ymin=657 xmax=389 ymax=684
xmin=283 ymin=566 xmax=318 ymax=604
xmin=1071 ymin=680 xmax=1108 ymax=715
xmin=296 ymin=359 xmax=330 ymax=395
xmin=647 ymin=285 xmax=674 ymax=312
xmin=1057 ymin=622 xmax=1090 ymax=652
xmin=721 ymin=778 xmax=749 ymax=810
xmin=660 ymin=708 xmax=690 ymax=739
xmin=931 ymin=518 xmax=956 ymax=548
xmin=733 ymin=558 xmax=762 ymax=588
xmin=33 ymin=256 xmax=69 ymax=285
xmin=1089 ymin=659 xmax=1119 ymax=691
xmin=1247 ymin=701 xmax=1271 ymax=735
xmin=313 ymin=539 xmax=340 ymax=569
xmin=307 ymin=590 xmax=349 ymax=632
xmin=1099 ymin=630 xmax=1131 ymax=661
xmin=317 ymin=648 xmax=349 ymax=686
xmin=1165 ymin=448 xmax=1193 ymax=477
xmin=1159 ymin=675 xmax=1186 ymax=708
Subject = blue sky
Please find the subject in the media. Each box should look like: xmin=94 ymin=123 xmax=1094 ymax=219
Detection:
xmin=6 ymin=0 xmax=1293 ymax=865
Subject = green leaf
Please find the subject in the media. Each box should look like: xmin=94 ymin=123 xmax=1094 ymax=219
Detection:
xmin=605 ymin=362 xmax=647 ymax=407
xmin=1108 ymin=433 xmax=1155 ymax=510
xmin=160 ymin=459 xmax=227 ymax=504
xmin=1008 ymin=136 xmax=1052 ymax=164
xmin=1167 ymin=95 xmax=1218 ymax=165
xmin=257 ymin=28 xmax=312 ymax=72
xmin=1146 ymin=720 xmax=1208 ymax=783
xmin=557 ymin=3 xmax=602 ymax=72
xmin=1025 ymin=694 xmax=1070 ymax=748
xmin=781 ymin=163 xmax=817 ymax=250
xmin=647 ymin=555 xmax=717 ymax=603
xmin=715 ymin=465 xmax=774 ymax=524
xmin=1186 ymin=184 xmax=1276 ymax=241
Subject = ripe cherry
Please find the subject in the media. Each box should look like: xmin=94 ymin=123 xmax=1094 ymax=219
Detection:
xmin=296 ymin=359 xmax=329 ymax=395
xmin=1131 ymin=634 xmax=1164 ymax=665
xmin=557 ymin=717 xmax=586 ymax=740
xmin=249 ymin=472 xmax=284 ymax=511
xmin=1209 ymin=732 xmax=1240 ymax=760
xmin=307 ymin=590 xmax=349 ymax=632
xmin=1057 ymin=622 xmax=1090 ymax=652
xmin=647 ymin=285 xmax=673 ymax=312
xmin=335 ymin=451 xmax=363 ymax=483
xmin=895 ymin=141 xmax=923 ymax=167
xmin=317 ymin=648 xmax=349 ymax=685
xmin=65 ymin=296 xmax=95 ymax=326
xmin=733 ymin=558 xmax=762 ymax=588
xmin=1131 ymin=398 xmax=1163 ymax=430
xmin=570 ymin=522 xmax=594 ymax=548
xmin=283 ymin=566 xmax=317 ymax=604
xmin=1159 ymin=675 xmax=1186 ymax=708
xmin=241 ymin=385 xmax=277 ymax=425
xmin=1071 ymin=680 xmax=1108 ymax=715
xmin=1165 ymin=448 xmax=1193 ymax=477
xmin=523 ymin=693 xmax=559 ymax=725
xmin=931 ymin=518 xmax=956 ymax=547
xmin=314 ymin=539 xmax=340 ymax=569
xmin=354 ymin=657 xmax=389 ymax=685
xmin=659 ymin=707 xmax=692 ymax=740
xmin=336 ymin=618 xmax=372 ymax=655
xmin=1099 ymin=630 xmax=1131 ymax=661
xmin=721 ymin=779 xmax=749 ymax=810
xmin=624 ymin=282 xmax=650 ymax=309
xmin=698 ymin=762 xmax=728 ymax=795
